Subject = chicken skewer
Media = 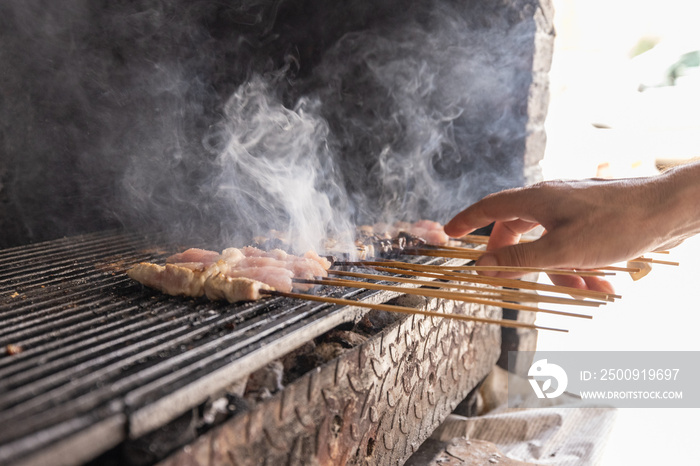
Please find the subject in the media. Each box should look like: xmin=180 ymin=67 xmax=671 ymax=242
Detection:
xmin=128 ymin=246 xmax=332 ymax=303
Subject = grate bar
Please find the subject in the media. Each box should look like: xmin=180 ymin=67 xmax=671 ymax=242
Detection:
xmin=0 ymin=232 xmax=158 ymax=278
xmin=0 ymin=231 xmax=426 ymax=465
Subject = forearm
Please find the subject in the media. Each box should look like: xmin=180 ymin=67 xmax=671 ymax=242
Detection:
xmin=653 ymin=161 xmax=700 ymax=249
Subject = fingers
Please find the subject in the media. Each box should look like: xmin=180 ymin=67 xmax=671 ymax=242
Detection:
xmin=444 ymin=188 xmax=540 ymax=238
xmin=548 ymin=274 xmax=615 ymax=294
xmin=477 ymin=248 xmax=615 ymax=292
xmin=476 ymin=234 xmax=567 ymax=271
xmin=475 ymin=237 xmax=617 ymax=293
xmin=486 ymin=219 xmax=540 ymax=251
xmin=581 ymin=276 xmax=616 ymax=294
xmin=547 ymin=273 xmax=588 ymax=289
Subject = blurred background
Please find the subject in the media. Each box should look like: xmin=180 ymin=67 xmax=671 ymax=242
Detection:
xmin=537 ymin=0 xmax=700 ymax=463
xmin=544 ymin=0 xmax=699 ymax=180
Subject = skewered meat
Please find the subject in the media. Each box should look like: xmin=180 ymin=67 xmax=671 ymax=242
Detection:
xmin=202 ymin=273 xmax=273 ymax=302
xmin=165 ymin=248 xmax=221 ymax=267
xmin=354 ymin=220 xmax=449 ymax=259
xmin=127 ymin=262 xmax=212 ymax=297
xmin=128 ymin=246 xmax=331 ymax=302
xmin=128 ymin=219 xmax=446 ymax=300
xmin=379 ymin=220 xmax=450 ymax=246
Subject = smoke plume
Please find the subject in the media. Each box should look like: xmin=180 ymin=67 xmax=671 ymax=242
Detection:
xmin=0 ymin=0 xmax=540 ymax=250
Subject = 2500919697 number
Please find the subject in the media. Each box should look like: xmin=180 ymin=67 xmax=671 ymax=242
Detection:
xmin=600 ymin=368 xmax=679 ymax=381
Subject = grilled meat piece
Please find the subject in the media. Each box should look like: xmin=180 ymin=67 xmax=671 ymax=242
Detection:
xmin=353 ymin=222 xmax=438 ymax=259
xmin=203 ymin=272 xmax=273 ymax=302
xmin=128 ymin=246 xmax=330 ymax=302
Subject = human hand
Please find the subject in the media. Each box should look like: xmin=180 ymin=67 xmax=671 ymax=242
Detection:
xmin=444 ymin=171 xmax=695 ymax=293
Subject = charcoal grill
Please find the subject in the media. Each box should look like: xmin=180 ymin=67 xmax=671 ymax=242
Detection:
xmin=0 ymin=231 xmax=503 ymax=466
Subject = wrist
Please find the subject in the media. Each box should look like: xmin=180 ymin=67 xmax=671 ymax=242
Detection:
xmin=657 ymin=161 xmax=700 ymax=243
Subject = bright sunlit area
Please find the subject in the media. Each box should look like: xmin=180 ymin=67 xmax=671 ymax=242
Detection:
xmin=536 ymin=0 xmax=700 ymax=464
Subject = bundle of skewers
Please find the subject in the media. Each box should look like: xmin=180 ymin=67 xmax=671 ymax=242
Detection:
xmin=127 ymin=220 xmax=679 ymax=334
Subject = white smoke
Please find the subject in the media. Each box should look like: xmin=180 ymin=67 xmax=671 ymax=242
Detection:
xmin=205 ymin=75 xmax=354 ymax=252
xmin=0 ymin=0 xmax=543 ymax=250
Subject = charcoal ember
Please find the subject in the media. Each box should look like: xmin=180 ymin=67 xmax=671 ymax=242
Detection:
xmin=245 ymin=361 xmax=284 ymax=401
xmin=314 ymin=341 xmax=346 ymax=362
xmin=281 ymin=341 xmax=325 ymax=384
xmin=357 ymin=309 xmax=401 ymax=333
xmin=323 ymin=329 xmax=368 ymax=348
xmin=119 ymin=409 xmax=198 ymax=466
xmin=281 ymin=341 xmax=317 ymax=369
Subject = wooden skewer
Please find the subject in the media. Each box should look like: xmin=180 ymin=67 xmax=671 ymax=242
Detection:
xmin=454 ymin=234 xmax=536 ymax=245
xmin=355 ymin=262 xmax=620 ymax=301
xmin=653 ymin=259 xmax=680 ymax=266
xmin=260 ymin=289 xmax=569 ymax=333
xmin=382 ymin=263 xmax=621 ymax=301
xmin=453 ymin=234 xmax=494 ymax=244
xmin=404 ymin=247 xmax=483 ymax=260
xmin=415 ymin=245 xmax=631 ymax=276
xmin=358 ymin=259 xmax=615 ymax=277
xmin=454 ymin=234 xmax=675 ymax=264
xmin=429 ymin=244 xmax=488 ymax=252
xmin=630 ymin=257 xmax=679 ymax=266
xmin=435 ymin=265 xmax=613 ymax=277
xmin=404 ymin=249 xmax=631 ymax=276
xmin=301 ymin=277 xmax=593 ymax=319
xmin=599 ymin=265 xmax=643 ymax=273
xmin=328 ymin=270 xmax=605 ymax=307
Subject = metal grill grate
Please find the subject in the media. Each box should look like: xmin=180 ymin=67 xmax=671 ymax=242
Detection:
xmin=0 ymin=231 xmax=406 ymax=466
